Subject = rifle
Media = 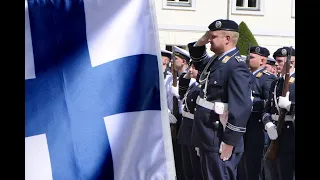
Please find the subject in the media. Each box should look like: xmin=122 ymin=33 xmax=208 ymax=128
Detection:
xmin=170 ymin=46 xmax=179 ymax=140
xmin=264 ymin=46 xmax=293 ymax=160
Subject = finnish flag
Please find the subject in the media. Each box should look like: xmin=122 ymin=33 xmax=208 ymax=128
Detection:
xmin=25 ymin=0 xmax=175 ymax=179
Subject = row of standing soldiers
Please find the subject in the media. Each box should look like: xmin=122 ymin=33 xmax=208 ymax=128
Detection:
xmin=161 ymin=19 xmax=295 ymax=180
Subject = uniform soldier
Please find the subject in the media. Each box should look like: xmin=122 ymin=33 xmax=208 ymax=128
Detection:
xmin=161 ymin=50 xmax=175 ymax=116
xmin=237 ymin=46 xmax=277 ymax=180
xmin=170 ymin=46 xmax=191 ymax=180
xmin=265 ymin=57 xmax=278 ymax=76
xmin=187 ymin=19 xmax=252 ymax=180
xmin=177 ymin=60 xmax=203 ymax=180
xmin=162 ymin=49 xmax=173 ymax=74
xmin=262 ymin=47 xmax=295 ymax=180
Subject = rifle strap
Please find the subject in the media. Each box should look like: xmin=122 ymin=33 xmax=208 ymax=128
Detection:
xmin=274 ymin=80 xmax=280 ymax=114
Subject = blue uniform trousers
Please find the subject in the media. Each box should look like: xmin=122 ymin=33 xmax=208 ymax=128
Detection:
xmin=199 ymin=149 xmax=243 ymax=180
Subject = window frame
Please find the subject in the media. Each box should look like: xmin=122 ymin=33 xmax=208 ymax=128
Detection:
xmin=162 ymin=0 xmax=196 ymax=11
xmin=231 ymin=0 xmax=265 ymax=16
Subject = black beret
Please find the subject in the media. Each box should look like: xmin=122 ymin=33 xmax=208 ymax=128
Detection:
xmin=161 ymin=50 xmax=172 ymax=59
xmin=273 ymin=47 xmax=295 ymax=59
xmin=267 ymin=57 xmax=276 ymax=66
xmin=250 ymin=46 xmax=270 ymax=57
xmin=208 ymin=19 xmax=239 ymax=32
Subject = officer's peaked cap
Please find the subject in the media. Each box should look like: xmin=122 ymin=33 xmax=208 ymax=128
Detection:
xmin=267 ymin=57 xmax=276 ymax=66
xmin=161 ymin=49 xmax=172 ymax=59
xmin=173 ymin=46 xmax=190 ymax=62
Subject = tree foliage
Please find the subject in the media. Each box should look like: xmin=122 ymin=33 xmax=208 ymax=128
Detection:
xmin=237 ymin=21 xmax=259 ymax=55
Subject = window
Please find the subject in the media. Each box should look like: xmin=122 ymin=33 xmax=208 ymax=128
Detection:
xmin=231 ymin=0 xmax=264 ymax=16
xmin=162 ymin=0 xmax=196 ymax=11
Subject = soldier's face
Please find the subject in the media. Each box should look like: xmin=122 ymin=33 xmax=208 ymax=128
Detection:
xmin=248 ymin=53 xmax=264 ymax=69
xmin=189 ymin=64 xmax=198 ymax=78
xmin=174 ymin=56 xmax=185 ymax=71
xmin=265 ymin=64 xmax=273 ymax=72
xmin=272 ymin=66 xmax=278 ymax=76
xmin=278 ymin=56 xmax=295 ymax=74
xmin=275 ymin=56 xmax=286 ymax=73
xmin=162 ymin=56 xmax=170 ymax=65
xmin=208 ymin=31 xmax=226 ymax=53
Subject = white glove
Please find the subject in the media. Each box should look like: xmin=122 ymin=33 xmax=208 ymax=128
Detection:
xmin=195 ymin=147 xmax=200 ymax=157
xmin=278 ymin=92 xmax=291 ymax=111
xmin=169 ymin=113 xmax=177 ymax=124
xmin=265 ymin=122 xmax=278 ymax=140
xmin=171 ymin=86 xmax=179 ymax=98
xmin=251 ymin=91 xmax=254 ymax=102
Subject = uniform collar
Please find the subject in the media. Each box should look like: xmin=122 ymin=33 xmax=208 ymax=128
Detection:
xmin=280 ymin=68 xmax=295 ymax=80
xmin=290 ymin=68 xmax=295 ymax=76
xmin=252 ymin=67 xmax=264 ymax=75
xmin=218 ymin=47 xmax=237 ymax=61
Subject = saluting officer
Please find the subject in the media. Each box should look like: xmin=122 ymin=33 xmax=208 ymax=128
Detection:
xmin=177 ymin=60 xmax=203 ymax=180
xmin=262 ymin=47 xmax=295 ymax=180
xmin=187 ymin=19 xmax=252 ymax=180
xmin=237 ymin=46 xmax=277 ymax=180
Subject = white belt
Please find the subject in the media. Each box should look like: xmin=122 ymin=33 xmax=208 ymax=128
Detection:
xmin=196 ymin=96 xmax=228 ymax=114
xmin=271 ymin=114 xmax=295 ymax=122
xmin=182 ymin=110 xmax=194 ymax=120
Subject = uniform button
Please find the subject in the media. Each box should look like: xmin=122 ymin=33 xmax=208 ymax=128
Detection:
xmin=253 ymin=91 xmax=255 ymax=93
xmin=191 ymin=99 xmax=193 ymax=102
xmin=258 ymin=119 xmax=261 ymax=122
xmin=194 ymin=108 xmax=197 ymax=111
xmin=287 ymin=125 xmax=290 ymax=128
xmin=214 ymin=81 xmax=217 ymax=84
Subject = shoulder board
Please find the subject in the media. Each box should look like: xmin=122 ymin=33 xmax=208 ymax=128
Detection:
xmin=289 ymin=77 xmax=295 ymax=83
xmin=235 ymin=56 xmax=245 ymax=63
xmin=256 ymin=72 xmax=263 ymax=78
xmin=222 ymin=56 xmax=230 ymax=63
xmin=263 ymin=70 xmax=271 ymax=75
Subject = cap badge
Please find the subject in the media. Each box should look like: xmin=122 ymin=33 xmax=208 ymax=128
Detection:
xmin=255 ymin=47 xmax=260 ymax=53
xmin=215 ymin=21 xmax=222 ymax=28
xmin=281 ymin=49 xmax=287 ymax=56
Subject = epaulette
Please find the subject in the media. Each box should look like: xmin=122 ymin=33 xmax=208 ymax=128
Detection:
xmin=235 ymin=56 xmax=245 ymax=63
xmin=263 ymin=70 xmax=271 ymax=75
xmin=222 ymin=56 xmax=230 ymax=63
xmin=256 ymin=72 xmax=263 ymax=78
xmin=289 ymin=77 xmax=295 ymax=83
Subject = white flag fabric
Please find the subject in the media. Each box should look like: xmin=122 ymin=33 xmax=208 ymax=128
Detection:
xmin=25 ymin=0 xmax=175 ymax=179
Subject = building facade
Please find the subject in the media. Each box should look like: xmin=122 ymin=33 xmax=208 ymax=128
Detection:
xmin=155 ymin=0 xmax=295 ymax=55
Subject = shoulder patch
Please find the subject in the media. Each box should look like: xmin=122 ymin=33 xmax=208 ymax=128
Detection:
xmin=235 ymin=56 xmax=245 ymax=63
xmin=222 ymin=56 xmax=230 ymax=63
xmin=256 ymin=72 xmax=263 ymax=78
xmin=263 ymin=70 xmax=271 ymax=75
xmin=289 ymin=77 xmax=295 ymax=83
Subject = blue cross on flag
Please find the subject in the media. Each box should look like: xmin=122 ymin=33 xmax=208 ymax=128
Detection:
xmin=25 ymin=0 xmax=175 ymax=179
